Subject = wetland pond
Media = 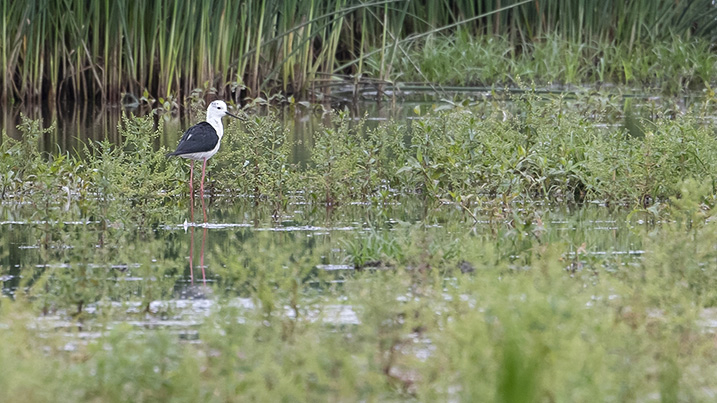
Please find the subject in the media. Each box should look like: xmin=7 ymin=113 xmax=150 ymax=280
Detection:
xmin=2 ymin=90 xmax=717 ymax=400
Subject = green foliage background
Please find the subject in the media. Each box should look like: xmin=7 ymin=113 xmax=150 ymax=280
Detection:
xmin=2 ymin=0 xmax=716 ymax=102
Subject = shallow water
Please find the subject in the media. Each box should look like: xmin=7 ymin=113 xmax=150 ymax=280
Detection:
xmin=0 ymin=92 xmax=689 ymax=336
xmin=1 ymin=194 xmax=646 ymax=309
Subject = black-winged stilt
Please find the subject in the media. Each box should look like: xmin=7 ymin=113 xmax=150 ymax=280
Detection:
xmin=168 ymin=100 xmax=239 ymax=211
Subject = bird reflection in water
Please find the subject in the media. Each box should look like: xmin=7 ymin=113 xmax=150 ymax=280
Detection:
xmin=183 ymin=198 xmax=209 ymax=290
xmin=187 ymin=224 xmax=208 ymax=287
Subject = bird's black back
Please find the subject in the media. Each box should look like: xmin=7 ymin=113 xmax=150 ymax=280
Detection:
xmin=168 ymin=122 xmax=219 ymax=156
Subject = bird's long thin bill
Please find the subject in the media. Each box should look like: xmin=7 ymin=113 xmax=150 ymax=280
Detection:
xmin=226 ymin=112 xmax=241 ymax=119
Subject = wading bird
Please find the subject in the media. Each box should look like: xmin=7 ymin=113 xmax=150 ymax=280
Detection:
xmin=168 ymin=100 xmax=239 ymax=218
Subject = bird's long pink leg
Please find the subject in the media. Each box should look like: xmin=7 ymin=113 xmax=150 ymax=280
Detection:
xmin=189 ymin=160 xmax=195 ymax=222
xmin=189 ymin=225 xmax=195 ymax=285
xmin=200 ymin=226 xmax=207 ymax=286
xmin=200 ymin=158 xmax=208 ymax=222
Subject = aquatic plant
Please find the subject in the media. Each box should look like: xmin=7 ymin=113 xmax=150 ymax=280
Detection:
xmin=5 ymin=68 xmax=717 ymax=403
xmin=3 ymin=192 xmax=717 ymax=400
xmin=213 ymin=112 xmax=297 ymax=213
xmin=3 ymin=92 xmax=717 ymax=221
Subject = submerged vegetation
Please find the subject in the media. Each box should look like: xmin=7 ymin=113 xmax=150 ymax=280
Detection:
xmin=2 ymin=0 xmax=716 ymax=103
xmin=2 ymin=93 xmax=717 ymax=399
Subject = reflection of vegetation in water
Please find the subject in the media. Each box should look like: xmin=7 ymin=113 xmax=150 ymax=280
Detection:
xmin=2 ymin=187 xmax=717 ymax=400
xmin=3 ymin=96 xmax=717 ymax=400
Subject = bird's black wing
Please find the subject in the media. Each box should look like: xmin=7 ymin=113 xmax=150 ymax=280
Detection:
xmin=168 ymin=122 xmax=219 ymax=156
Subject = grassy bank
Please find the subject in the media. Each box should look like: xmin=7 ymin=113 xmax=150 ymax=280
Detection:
xmin=2 ymin=0 xmax=715 ymax=103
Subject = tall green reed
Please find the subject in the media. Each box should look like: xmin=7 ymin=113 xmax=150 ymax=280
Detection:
xmin=3 ymin=0 xmax=713 ymax=104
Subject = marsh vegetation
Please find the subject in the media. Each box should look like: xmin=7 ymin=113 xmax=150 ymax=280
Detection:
xmin=3 ymin=0 xmax=716 ymax=103
xmin=3 ymin=90 xmax=717 ymax=400
xmin=3 ymin=0 xmax=717 ymax=401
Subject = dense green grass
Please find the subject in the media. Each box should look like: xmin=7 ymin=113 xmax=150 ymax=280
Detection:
xmin=377 ymin=33 xmax=717 ymax=93
xmin=2 ymin=0 xmax=715 ymax=103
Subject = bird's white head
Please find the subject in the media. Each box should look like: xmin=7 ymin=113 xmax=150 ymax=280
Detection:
xmin=206 ymin=100 xmax=236 ymax=121
xmin=205 ymin=100 xmax=240 ymax=139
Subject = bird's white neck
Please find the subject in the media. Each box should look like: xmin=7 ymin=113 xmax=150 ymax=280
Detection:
xmin=206 ymin=115 xmax=224 ymax=139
